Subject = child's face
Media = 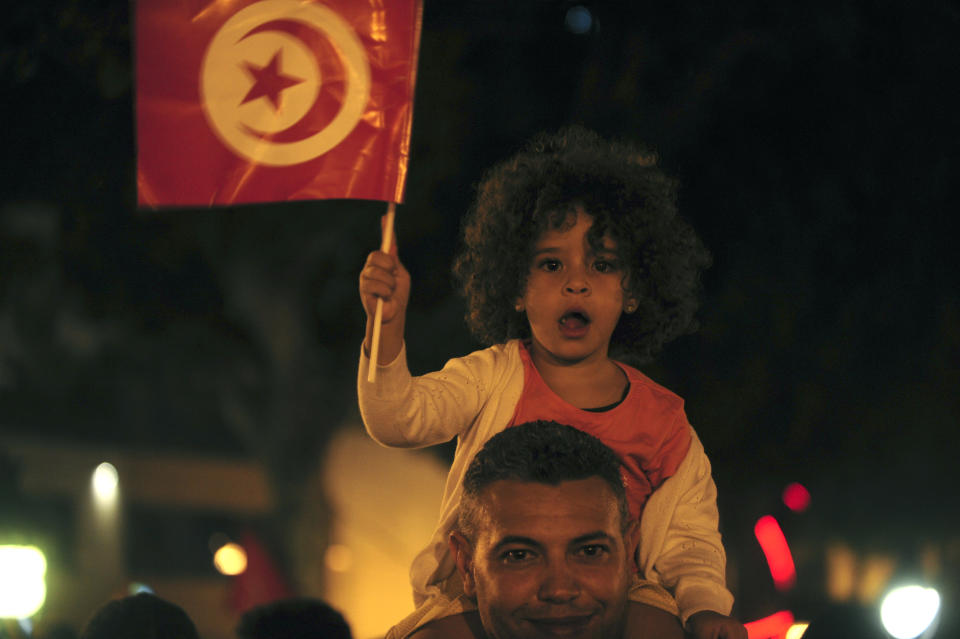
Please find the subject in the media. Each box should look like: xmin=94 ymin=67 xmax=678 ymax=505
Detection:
xmin=518 ymin=210 xmax=633 ymax=367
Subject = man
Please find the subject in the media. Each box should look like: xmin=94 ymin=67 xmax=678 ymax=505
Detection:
xmin=412 ymin=420 xmax=684 ymax=639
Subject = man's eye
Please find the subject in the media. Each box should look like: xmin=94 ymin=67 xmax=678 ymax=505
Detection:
xmin=537 ymin=259 xmax=561 ymax=272
xmin=577 ymin=545 xmax=610 ymax=559
xmin=502 ymin=549 xmax=535 ymax=563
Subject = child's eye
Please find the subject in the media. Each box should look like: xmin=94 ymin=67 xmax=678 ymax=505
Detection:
xmin=538 ymin=259 xmax=562 ymax=272
xmin=593 ymin=260 xmax=618 ymax=273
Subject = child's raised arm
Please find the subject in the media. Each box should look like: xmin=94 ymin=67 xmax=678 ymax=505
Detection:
xmin=359 ymin=217 xmax=410 ymax=366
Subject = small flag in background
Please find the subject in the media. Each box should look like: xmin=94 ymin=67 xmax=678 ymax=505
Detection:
xmin=136 ymin=0 xmax=422 ymax=207
xmin=228 ymin=531 xmax=292 ymax=613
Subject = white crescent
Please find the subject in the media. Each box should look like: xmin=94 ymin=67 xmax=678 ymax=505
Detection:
xmin=200 ymin=0 xmax=371 ymax=166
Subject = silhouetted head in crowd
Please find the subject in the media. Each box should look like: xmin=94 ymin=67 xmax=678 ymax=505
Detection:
xmin=80 ymin=592 xmax=199 ymax=639
xmin=235 ymin=597 xmax=352 ymax=639
xmin=39 ymin=623 xmax=79 ymax=639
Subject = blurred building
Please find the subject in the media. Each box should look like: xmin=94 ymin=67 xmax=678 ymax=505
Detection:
xmin=2 ymin=425 xmax=446 ymax=639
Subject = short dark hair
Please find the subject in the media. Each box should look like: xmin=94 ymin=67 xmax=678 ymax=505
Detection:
xmin=235 ymin=597 xmax=352 ymax=639
xmin=80 ymin=593 xmax=199 ymax=639
xmin=453 ymin=125 xmax=711 ymax=364
xmin=458 ymin=421 xmax=629 ymax=540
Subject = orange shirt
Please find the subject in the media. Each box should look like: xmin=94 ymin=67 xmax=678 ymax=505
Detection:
xmin=508 ymin=342 xmax=692 ymax=520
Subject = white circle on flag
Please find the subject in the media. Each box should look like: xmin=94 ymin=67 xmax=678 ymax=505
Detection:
xmin=200 ymin=0 xmax=371 ymax=166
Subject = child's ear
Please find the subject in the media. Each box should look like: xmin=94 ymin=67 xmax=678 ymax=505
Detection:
xmin=449 ymin=531 xmax=477 ymax=597
xmin=623 ymin=299 xmax=637 ymax=314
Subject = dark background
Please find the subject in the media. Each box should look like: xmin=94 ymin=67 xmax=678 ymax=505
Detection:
xmin=2 ymin=0 xmax=958 ymax=634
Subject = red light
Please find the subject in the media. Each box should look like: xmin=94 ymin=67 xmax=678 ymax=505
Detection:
xmin=754 ymin=515 xmax=796 ymax=590
xmin=745 ymin=610 xmax=795 ymax=639
xmin=782 ymin=482 xmax=811 ymax=512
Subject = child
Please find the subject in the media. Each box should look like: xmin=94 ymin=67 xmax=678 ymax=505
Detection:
xmin=358 ymin=127 xmax=745 ymax=639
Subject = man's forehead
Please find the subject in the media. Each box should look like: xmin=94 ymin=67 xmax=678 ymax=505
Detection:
xmin=475 ymin=477 xmax=622 ymax=544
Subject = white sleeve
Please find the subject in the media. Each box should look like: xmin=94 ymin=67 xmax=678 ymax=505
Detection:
xmin=357 ymin=342 xmax=508 ymax=449
xmin=639 ymin=429 xmax=733 ymax=625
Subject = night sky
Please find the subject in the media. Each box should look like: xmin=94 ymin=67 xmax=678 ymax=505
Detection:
xmin=2 ymin=0 xmax=958 ymax=633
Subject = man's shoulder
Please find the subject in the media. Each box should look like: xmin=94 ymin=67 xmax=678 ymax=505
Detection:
xmin=408 ymin=612 xmax=485 ymax=639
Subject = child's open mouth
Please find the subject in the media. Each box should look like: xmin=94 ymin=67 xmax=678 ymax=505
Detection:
xmin=559 ymin=310 xmax=590 ymax=337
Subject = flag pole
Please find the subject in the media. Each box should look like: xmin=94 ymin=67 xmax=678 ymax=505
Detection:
xmin=367 ymin=201 xmax=397 ymax=383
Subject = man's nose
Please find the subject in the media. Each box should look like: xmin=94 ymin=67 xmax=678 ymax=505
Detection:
xmin=537 ymin=561 xmax=580 ymax=603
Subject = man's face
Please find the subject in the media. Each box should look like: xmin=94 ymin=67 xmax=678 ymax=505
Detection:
xmin=450 ymin=478 xmax=638 ymax=639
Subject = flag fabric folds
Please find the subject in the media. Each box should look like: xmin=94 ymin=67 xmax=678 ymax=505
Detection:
xmin=136 ymin=0 xmax=422 ymax=207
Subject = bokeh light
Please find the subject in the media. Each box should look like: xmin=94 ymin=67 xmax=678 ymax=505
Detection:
xmin=91 ymin=462 xmax=119 ymax=501
xmin=782 ymin=482 xmax=811 ymax=512
xmin=213 ymin=542 xmax=248 ymax=576
xmin=325 ymin=543 xmax=354 ymax=573
xmin=564 ymin=6 xmax=592 ymax=34
xmin=755 ymin=515 xmax=797 ymax=590
xmin=827 ymin=543 xmax=857 ymax=601
xmin=745 ymin=610 xmax=795 ymax=639
xmin=880 ymin=585 xmax=940 ymax=639
xmin=129 ymin=582 xmax=155 ymax=595
xmin=0 ymin=545 xmax=47 ymax=619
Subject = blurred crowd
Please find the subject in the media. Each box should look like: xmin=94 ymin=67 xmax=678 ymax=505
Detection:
xmin=1 ymin=594 xmax=352 ymax=639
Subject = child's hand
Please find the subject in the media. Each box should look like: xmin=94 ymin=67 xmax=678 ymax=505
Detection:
xmin=359 ymin=248 xmax=410 ymax=325
xmin=359 ymin=218 xmax=410 ymax=365
xmin=686 ymin=611 xmax=747 ymax=639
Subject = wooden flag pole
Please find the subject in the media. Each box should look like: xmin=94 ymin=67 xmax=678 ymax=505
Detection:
xmin=367 ymin=201 xmax=397 ymax=383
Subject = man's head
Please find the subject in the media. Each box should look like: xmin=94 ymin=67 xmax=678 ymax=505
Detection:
xmin=450 ymin=421 xmax=639 ymax=639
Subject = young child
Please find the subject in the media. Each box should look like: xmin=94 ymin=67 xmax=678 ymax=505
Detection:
xmin=358 ymin=127 xmax=745 ymax=639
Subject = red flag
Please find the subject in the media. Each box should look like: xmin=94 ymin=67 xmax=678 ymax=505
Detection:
xmin=136 ymin=0 xmax=422 ymax=207
xmin=228 ymin=531 xmax=293 ymax=613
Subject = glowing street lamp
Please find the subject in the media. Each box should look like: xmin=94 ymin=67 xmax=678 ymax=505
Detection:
xmin=880 ymin=585 xmax=940 ymax=639
xmin=91 ymin=462 xmax=119 ymax=502
xmin=0 ymin=545 xmax=47 ymax=619
xmin=213 ymin=542 xmax=248 ymax=576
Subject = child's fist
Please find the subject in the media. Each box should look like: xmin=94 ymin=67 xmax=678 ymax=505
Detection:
xmin=686 ymin=611 xmax=747 ymax=639
xmin=358 ymin=249 xmax=410 ymax=325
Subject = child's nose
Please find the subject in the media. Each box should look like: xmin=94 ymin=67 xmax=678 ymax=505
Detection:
xmin=564 ymin=269 xmax=590 ymax=295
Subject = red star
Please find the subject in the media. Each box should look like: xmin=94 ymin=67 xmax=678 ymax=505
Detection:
xmin=239 ymin=50 xmax=304 ymax=111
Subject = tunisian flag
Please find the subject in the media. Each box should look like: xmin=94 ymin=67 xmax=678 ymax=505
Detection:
xmin=136 ymin=0 xmax=422 ymax=207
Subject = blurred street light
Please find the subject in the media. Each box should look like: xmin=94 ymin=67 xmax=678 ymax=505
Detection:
xmin=91 ymin=462 xmax=119 ymax=502
xmin=755 ymin=515 xmax=797 ymax=590
xmin=0 ymin=545 xmax=47 ymax=619
xmin=880 ymin=585 xmax=940 ymax=639
xmin=213 ymin=541 xmax=248 ymax=576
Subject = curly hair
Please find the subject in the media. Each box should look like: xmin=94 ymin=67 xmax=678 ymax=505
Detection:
xmin=453 ymin=126 xmax=711 ymax=364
